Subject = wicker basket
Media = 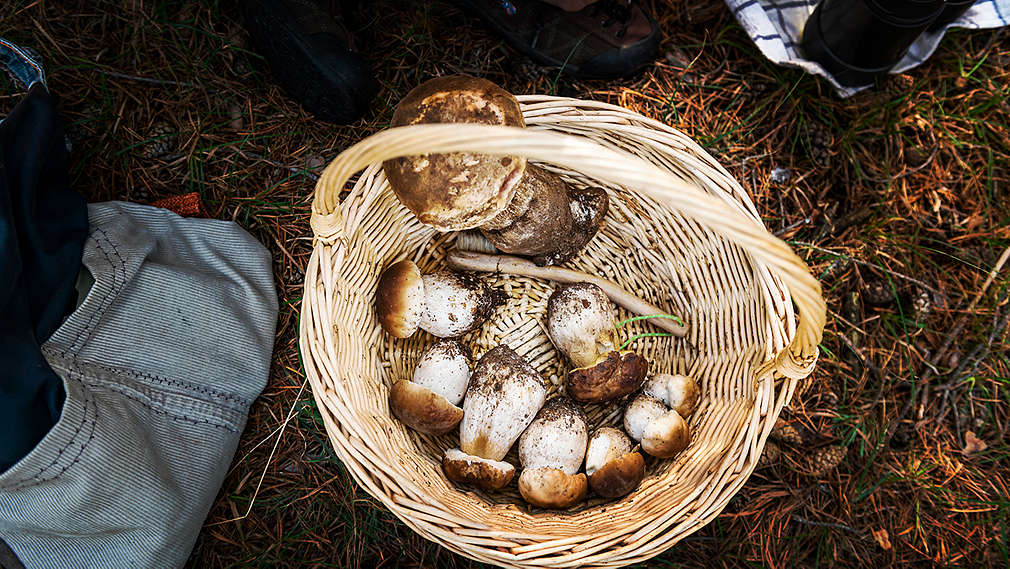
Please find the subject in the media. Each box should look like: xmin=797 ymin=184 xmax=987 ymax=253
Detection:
xmin=299 ymin=96 xmax=826 ymax=568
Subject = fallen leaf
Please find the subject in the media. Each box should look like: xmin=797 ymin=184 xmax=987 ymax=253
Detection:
xmin=872 ymin=528 xmax=892 ymax=550
xmin=962 ymin=431 xmax=988 ymax=455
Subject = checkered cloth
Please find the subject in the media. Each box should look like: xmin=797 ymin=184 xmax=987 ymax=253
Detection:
xmin=726 ymin=0 xmax=1010 ymax=96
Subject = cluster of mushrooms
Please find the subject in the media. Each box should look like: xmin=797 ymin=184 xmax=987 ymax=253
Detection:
xmin=373 ymin=75 xmax=699 ymax=509
xmin=378 ymin=270 xmax=699 ymax=508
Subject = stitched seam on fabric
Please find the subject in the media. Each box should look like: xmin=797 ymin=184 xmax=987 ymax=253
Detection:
xmin=59 ymin=229 xmax=125 ymax=358
xmin=76 ymin=363 xmax=246 ymax=430
xmin=80 ymin=380 xmax=240 ymax=433
xmin=4 ymin=372 xmax=98 ymax=491
xmin=5 ymin=226 xmax=122 ymax=488
xmin=82 ymin=361 xmax=253 ymax=407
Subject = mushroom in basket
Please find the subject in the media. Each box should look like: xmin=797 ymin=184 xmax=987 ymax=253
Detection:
xmin=382 ymin=75 xmax=609 ymax=266
xmin=442 ymin=345 xmax=547 ymax=491
xmin=547 ymin=282 xmax=650 ymax=403
xmin=584 ymin=427 xmax=645 ymax=498
xmin=389 ymin=339 xmax=472 ymax=435
xmin=375 ymin=259 xmax=504 ymax=338
xmin=623 ymin=373 xmax=700 ymax=459
xmin=517 ymin=397 xmax=588 ymax=509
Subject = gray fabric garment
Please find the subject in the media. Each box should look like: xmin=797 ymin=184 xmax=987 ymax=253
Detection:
xmin=725 ymin=0 xmax=1010 ymax=96
xmin=0 ymin=201 xmax=278 ymax=569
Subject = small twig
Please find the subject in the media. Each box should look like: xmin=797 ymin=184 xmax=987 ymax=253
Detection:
xmin=791 ymin=514 xmax=861 ymax=535
xmin=98 ymin=69 xmax=200 ymax=89
xmin=774 ymin=216 xmax=811 ymax=237
xmin=233 ymin=149 xmax=322 ymax=182
xmin=792 ymin=241 xmax=944 ymax=297
xmin=900 ymin=246 xmax=1010 ymax=432
xmin=864 ymin=145 xmax=940 ymax=184
xmin=446 ymin=250 xmax=688 ymax=337
xmin=205 ymin=378 xmax=309 ymax=526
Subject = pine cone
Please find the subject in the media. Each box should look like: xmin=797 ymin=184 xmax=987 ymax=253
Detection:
xmin=910 ymin=288 xmax=932 ymax=322
xmin=884 ymin=73 xmax=915 ymax=98
xmin=127 ymin=186 xmax=153 ymax=203
xmin=805 ymin=121 xmax=833 ymax=167
xmin=808 ymin=445 xmax=846 ymax=476
xmin=861 ymin=276 xmax=893 ymax=307
xmin=756 ymin=441 xmax=781 ymax=469
xmin=770 ymin=420 xmax=804 ymax=446
xmin=142 ymin=122 xmax=177 ymax=159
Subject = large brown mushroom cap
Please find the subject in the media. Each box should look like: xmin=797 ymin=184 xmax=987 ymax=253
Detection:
xmin=442 ymin=448 xmax=515 ymax=491
xmin=383 ymin=75 xmax=527 ymax=231
xmin=518 ymin=467 xmax=588 ymax=509
xmin=389 ymin=380 xmax=463 ymax=435
xmin=567 ymin=350 xmax=649 ymax=403
xmin=375 ymin=260 xmax=425 ymax=338
xmin=588 ymin=452 xmax=645 ymax=498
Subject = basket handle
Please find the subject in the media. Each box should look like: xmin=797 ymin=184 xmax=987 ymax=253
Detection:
xmin=311 ymin=124 xmax=825 ymax=379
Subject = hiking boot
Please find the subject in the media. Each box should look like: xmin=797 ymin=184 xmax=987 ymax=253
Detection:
xmin=240 ymin=0 xmax=378 ymax=124
xmin=451 ymin=0 xmax=660 ymax=79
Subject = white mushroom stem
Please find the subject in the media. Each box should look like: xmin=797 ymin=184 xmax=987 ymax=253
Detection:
xmin=447 ymin=250 xmax=687 ymax=337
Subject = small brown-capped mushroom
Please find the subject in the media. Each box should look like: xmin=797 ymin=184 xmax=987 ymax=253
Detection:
xmin=517 ymin=398 xmax=588 ymax=508
xmin=441 ymin=448 xmax=514 ymax=492
xmin=642 ymin=373 xmax=700 ymax=418
xmin=547 ymin=283 xmax=649 ymax=403
xmin=623 ymin=394 xmax=690 ymax=459
xmin=375 ymin=260 xmax=504 ymax=338
xmin=442 ymin=345 xmax=547 ymax=490
xmin=382 ymin=75 xmax=608 ymax=265
xmin=375 ymin=259 xmax=424 ymax=338
xmin=585 ymin=427 xmax=645 ymax=498
xmin=389 ymin=340 xmax=472 ymax=435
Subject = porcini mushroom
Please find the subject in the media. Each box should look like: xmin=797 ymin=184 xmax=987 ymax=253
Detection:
xmin=382 ymin=75 xmax=608 ymax=265
xmin=547 ymin=282 xmax=649 ymax=403
xmin=623 ymin=394 xmax=690 ymax=459
xmin=585 ymin=427 xmax=645 ymax=498
xmin=642 ymin=373 xmax=700 ymax=418
xmin=389 ymin=340 xmax=472 ymax=435
xmin=517 ymin=397 xmax=588 ymax=509
xmin=375 ymin=260 xmax=504 ymax=338
xmin=442 ymin=345 xmax=547 ymax=491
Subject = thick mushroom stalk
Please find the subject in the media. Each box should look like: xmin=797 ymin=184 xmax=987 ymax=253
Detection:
xmin=585 ymin=427 xmax=645 ymax=498
xmin=389 ymin=340 xmax=472 ymax=435
xmin=623 ymin=394 xmax=690 ymax=459
xmin=442 ymin=345 xmax=547 ymax=491
xmin=517 ymin=398 xmax=588 ymax=509
xmin=382 ymin=75 xmax=608 ymax=266
xmin=547 ymin=283 xmax=649 ymax=403
xmin=375 ymin=260 xmax=504 ymax=339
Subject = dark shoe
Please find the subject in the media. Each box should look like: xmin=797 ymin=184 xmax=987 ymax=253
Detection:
xmin=451 ymin=0 xmax=661 ymax=79
xmin=240 ymin=0 xmax=378 ymax=124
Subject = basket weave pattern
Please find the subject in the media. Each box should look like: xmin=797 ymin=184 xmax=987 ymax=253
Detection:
xmin=300 ymin=96 xmax=826 ymax=568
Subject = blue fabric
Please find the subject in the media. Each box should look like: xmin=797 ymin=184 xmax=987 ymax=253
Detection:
xmin=0 ymin=79 xmax=87 ymax=473
xmin=0 ymin=38 xmax=45 ymax=90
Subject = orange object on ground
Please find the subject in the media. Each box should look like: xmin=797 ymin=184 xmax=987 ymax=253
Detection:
xmin=150 ymin=192 xmax=209 ymax=218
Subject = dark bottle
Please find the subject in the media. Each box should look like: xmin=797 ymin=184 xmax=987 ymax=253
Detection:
xmin=928 ymin=0 xmax=975 ymax=31
xmin=801 ymin=0 xmax=944 ymax=87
